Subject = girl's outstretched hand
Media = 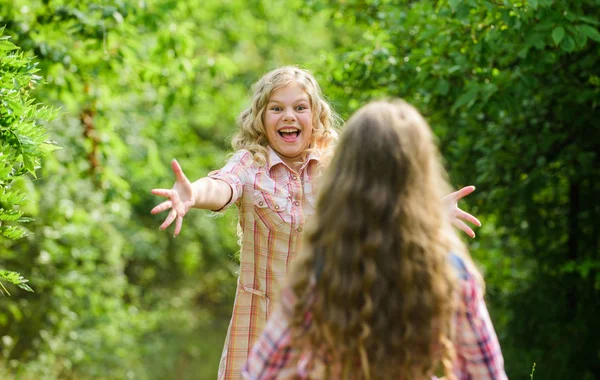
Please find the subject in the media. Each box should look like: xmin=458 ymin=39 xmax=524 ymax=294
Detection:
xmin=443 ymin=185 xmax=482 ymax=238
xmin=151 ymin=159 xmax=195 ymax=237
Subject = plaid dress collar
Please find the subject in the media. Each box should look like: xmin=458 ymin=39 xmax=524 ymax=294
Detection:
xmin=266 ymin=146 xmax=320 ymax=172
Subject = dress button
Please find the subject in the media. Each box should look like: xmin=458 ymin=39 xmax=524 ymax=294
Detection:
xmin=297 ymin=227 xmax=303 ymax=232
xmin=294 ymin=201 xmax=300 ymax=206
xmin=274 ymin=204 xmax=280 ymax=210
xmin=292 ymin=175 xmax=298 ymax=180
xmin=259 ymin=201 xmax=264 ymax=206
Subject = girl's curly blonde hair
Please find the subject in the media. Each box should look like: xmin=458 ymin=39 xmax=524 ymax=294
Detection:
xmin=232 ymin=66 xmax=341 ymax=167
xmin=286 ymin=100 xmax=483 ymax=379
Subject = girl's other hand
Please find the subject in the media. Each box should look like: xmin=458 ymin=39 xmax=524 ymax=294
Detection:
xmin=443 ymin=185 xmax=482 ymax=238
xmin=150 ymin=159 xmax=195 ymax=236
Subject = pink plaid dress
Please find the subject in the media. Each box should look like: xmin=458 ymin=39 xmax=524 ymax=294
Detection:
xmin=208 ymin=147 xmax=321 ymax=380
xmin=242 ymin=254 xmax=508 ymax=380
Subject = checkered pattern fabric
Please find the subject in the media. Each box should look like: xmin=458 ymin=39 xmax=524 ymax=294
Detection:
xmin=242 ymin=256 xmax=508 ymax=380
xmin=208 ymin=147 xmax=320 ymax=380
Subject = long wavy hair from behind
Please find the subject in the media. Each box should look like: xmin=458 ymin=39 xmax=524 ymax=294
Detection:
xmin=287 ymin=99 xmax=483 ymax=379
xmin=232 ymin=66 xmax=342 ymax=167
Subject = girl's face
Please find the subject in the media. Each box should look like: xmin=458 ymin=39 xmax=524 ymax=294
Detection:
xmin=264 ymin=81 xmax=313 ymax=169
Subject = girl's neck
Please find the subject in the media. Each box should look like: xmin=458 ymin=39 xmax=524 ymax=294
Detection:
xmin=282 ymin=157 xmax=304 ymax=172
xmin=273 ymin=150 xmax=308 ymax=173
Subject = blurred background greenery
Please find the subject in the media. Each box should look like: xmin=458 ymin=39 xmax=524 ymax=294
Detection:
xmin=0 ymin=0 xmax=598 ymax=379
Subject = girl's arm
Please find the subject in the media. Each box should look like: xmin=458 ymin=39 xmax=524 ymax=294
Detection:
xmin=151 ymin=159 xmax=232 ymax=236
xmin=190 ymin=177 xmax=233 ymax=210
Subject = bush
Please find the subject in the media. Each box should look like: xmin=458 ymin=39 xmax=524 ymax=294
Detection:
xmin=0 ymin=27 xmax=56 ymax=295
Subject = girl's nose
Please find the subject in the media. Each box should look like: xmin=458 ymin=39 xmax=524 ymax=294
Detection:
xmin=282 ymin=108 xmax=296 ymax=121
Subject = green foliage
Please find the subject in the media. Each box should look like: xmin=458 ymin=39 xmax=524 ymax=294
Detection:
xmin=1 ymin=0 xmax=332 ymax=378
xmin=0 ymin=27 xmax=56 ymax=295
xmin=0 ymin=270 xmax=32 ymax=295
xmin=309 ymin=0 xmax=600 ymax=378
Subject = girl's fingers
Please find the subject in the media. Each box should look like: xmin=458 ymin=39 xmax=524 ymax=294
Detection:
xmin=452 ymin=219 xmax=476 ymax=238
xmin=151 ymin=200 xmax=173 ymax=215
xmin=171 ymin=159 xmax=189 ymax=184
xmin=174 ymin=216 xmax=183 ymax=237
xmin=452 ymin=185 xmax=476 ymax=201
xmin=160 ymin=209 xmax=177 ymax=230
xmin=151 ymin=188 xmax=172 ymax=197
xmin=153 ymin=160 xmax=189 ymax=235
xmin=456 ymin=208 xmax=482 ymax=227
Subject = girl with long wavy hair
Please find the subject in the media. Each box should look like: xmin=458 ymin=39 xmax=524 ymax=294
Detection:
xmin=242 ymin=99 xmax=507 ymax=379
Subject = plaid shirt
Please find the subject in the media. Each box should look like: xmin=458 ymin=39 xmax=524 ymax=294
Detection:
xmin=208 ymin=147 xmax=321 ymax=380
xmin=242 ymin=255 xmax=508 ymax=380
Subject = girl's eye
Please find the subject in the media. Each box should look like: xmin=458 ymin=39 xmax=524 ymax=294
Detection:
xmin=271 ymin=106 xmax=282 ymax=111
xmin=296 ymin=105 xmax=307 ymax=111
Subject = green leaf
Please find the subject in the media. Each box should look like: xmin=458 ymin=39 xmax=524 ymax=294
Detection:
xmin=560 ymin=35 xmax=575 ymax=52
xmin=452 ymin=86 xmax=479 ymax=112
xmin=0 ymin=166 xmax=10 ymax=178
xmin=528 ymin=0 xmax=538 ymax=10
xmin=40 ymin=141 xmax=62 ymax=154
xmin=22 ymin=154 xmax=35 ymax=175
xmin=17 ymin=282 xmax=33 ymax=292
xmin=448 ymin=65 xmax=462 ymax=74
xmin=0 ymin=270 xmax=33 ymax=293
xmin=1 ymin=225 xmax=26 ymax=239
xmin=448 ymin=0 xmax=461 ymax=13
xmin=0 ymin=209 xmax=23 ymax=222
xmin=0 ymin=40 xmax=18 ymax=51
xmin=579 ymin=25 xmax=600 ymax=42
xmin=525 ymin=32 xmax=546 ymax=49
xmin=552 ymin=26 xmax=565 ymax=45
xmin=573 ymin=28 xmax=588 ymax=48
xmin=436 ymin=79 xmax=450 ymax=95
xmin=564 ymin=11 xmax=576 ymax=22
xmin=517 ymin=47 xmax=529 ymax=58
xmin=578 ymin=16 xmax=600 ymax=26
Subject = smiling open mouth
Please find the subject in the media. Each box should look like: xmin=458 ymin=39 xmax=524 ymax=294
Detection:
xmin=278 ymin=128 xmax=300 ymax=141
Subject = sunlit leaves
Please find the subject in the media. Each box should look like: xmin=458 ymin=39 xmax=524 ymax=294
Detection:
xmin=309 ymin=0 xmax=600 ymax=378
xmin=0 ymin=29 xmax=57 ymax=297
xmin=0 ymin=270 xmax=33 ymax=295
